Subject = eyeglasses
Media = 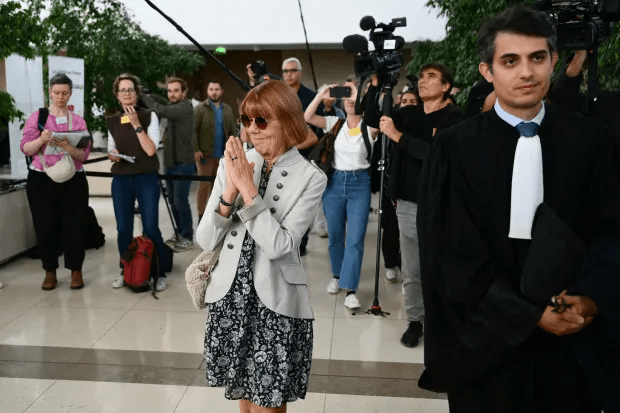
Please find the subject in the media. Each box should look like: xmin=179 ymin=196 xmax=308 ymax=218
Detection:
xmin=282 ymin=69 xmax=300 ymax=75
xmin=118 ymin=88 xmax=136 ymax=94
xmin=240 ymin=115 xmax=269 ymax=130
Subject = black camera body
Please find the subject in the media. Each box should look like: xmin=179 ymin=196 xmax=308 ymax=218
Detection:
xmin=535 ymin=0 xmax=620 ymax=49
xmin=343 ymin=16 xmax=406 ymax=88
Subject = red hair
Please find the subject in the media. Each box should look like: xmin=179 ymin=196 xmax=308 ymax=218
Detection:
xmin=241 ymin=80 xmax=307 ymax=148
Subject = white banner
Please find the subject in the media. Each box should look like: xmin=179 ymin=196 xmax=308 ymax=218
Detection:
xmin=48 ymin=56 xmax=85 ymax=117
xmin=5 ymin=54 xmax=44 ymax=179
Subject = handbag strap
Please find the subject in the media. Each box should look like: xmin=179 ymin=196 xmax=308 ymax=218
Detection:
xmin=360 ymin=120 xmax=372 ymax=163
xmin=330 ymin=117 xmax=345 ymax=139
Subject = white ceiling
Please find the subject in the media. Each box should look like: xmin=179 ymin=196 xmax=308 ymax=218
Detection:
xmin=121 ymin=0 xmax=447 ymax=48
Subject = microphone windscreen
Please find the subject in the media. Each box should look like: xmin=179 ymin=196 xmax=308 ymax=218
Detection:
xmin=343 ymin=34 xmax=368 ymax=54
xmin=360 ymin=16 xmax=376 ymax=31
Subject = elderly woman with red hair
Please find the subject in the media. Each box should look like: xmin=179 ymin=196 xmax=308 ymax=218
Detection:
xmin=196 ymin=80 xmax=327 ymax=412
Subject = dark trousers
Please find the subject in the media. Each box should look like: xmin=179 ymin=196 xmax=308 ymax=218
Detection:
xmin=26 ymin=170 xmax=89 ymax=271
xmin=111 ymin=173 xmax=168 ymax=278
xmin=381 ymin=195 xmax=401 ymax=269
xmin=447 ymin=339 xmax=600 ymax=413
xmin=165 ymin=163 xmax=195 ymax=240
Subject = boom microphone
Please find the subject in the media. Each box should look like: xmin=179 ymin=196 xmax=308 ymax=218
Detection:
xmin=360 ymin=15 xmax=376 ymax=31
xmin=343 ymin=34 xmax=369 ymax=54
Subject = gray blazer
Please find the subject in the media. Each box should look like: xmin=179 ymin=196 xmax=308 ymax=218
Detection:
xmin=196 ymin=147 xmax=328 ymax=319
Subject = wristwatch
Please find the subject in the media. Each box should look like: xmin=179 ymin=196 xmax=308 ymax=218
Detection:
xmin=134 ymin=126 xmax=143 ymax=133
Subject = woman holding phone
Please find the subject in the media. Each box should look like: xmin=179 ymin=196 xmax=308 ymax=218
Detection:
xmin=304 ymin=82 xmax=379 ymax=309
xmin=20 ymin=73 xmax=91 ymax=290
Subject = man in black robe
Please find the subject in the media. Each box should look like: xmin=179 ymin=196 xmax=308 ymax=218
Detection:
xmin=417 ymin=6 xmax=620 ymax=412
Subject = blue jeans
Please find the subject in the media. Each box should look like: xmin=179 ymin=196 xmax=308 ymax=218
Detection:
xmin=322 ymin=169 xmax=371 ymax=291
xmin=112 ymin=173 xmax=169 ymax=278
xmin=166 ymin=163 xmax=195 ymax=240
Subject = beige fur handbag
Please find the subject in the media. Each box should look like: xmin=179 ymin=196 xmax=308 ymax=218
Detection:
xmin=185 ymin=241 xmax=224 ymax=310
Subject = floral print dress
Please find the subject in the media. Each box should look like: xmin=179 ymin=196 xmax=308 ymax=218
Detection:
xmin=204 ymin=161 xmax=313 ymax=408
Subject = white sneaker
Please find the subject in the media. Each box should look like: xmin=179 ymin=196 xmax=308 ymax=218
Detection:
xmin=165 ymin=235 xmax=179 ymax=246
xmin=112 ymin=276 xmax=124 ymax=289
xmin=0 ymin=281 xmax=4 ymax=289
xmin=385 ymin=267 xmax=400 ymax=283
xmin=326 ymin=278 xmax=340 ymax=294
xmin=344 ymin=293 xmax=361 ymax=309
xmin=155 ymin=277 xmax=167 ymax=292
xmin=313 ymin=226 xmax=328 ymax=238
xmin=172 ymin=238 xmax=194 ymax=252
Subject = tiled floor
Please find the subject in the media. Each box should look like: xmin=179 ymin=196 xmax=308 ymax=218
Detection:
xmin=0 ymin=175 xmax=448 ymax=412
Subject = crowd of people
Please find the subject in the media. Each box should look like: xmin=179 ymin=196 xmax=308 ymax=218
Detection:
xmin=9 ymin=4 xmax=620 ymax=412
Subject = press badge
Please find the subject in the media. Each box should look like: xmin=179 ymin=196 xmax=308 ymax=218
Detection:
xmin=349 ymin=127 xmax=361 ymax=136
xmin=120 ymin=116 xmax=130 ymax=124
xmin=55 ymin=116 xmax=67 ymax=125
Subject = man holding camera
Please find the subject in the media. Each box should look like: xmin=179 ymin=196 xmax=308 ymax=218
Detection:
xmin=193 ymin=80 xmax=236 ymax=223
xmin=417 ymin=6 xmax=620 ymax=412
xmin=366 ymin=64 xmax=466 ymax=348
xmin=141 ymin=77 xmax=196 ymax=252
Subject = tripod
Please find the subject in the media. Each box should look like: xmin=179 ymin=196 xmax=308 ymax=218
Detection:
xmin=355 ymin=81 xmax=395 ymax=317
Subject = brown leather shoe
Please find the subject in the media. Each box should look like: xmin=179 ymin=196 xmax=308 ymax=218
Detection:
xmin=70 ymin=270 xmax=84 ymax=290
xmin=42 ymin=271 xmax=57 ymax=290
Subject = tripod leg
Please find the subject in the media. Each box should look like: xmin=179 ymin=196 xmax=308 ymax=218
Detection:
xmin=158 ymin=177 xmax=179 ymax=238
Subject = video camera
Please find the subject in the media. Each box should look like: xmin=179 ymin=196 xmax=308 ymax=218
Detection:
xmin=342 ymin=16 xmax=406 ymax=88
xmin=533 ymin=0 xmax=620 ymax=50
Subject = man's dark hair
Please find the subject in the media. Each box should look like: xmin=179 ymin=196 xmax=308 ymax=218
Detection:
xmin=419 ymin=63 xmax=454 ymax=100
xmin=477 ymin=6 xmax=557 ymax=69
xmin=50 ymin=73 xmax=73 ymax=90
xmin=166 ymin=77 xmax=188 ymax=92
xmin=207 ymin=80 xmax=223 ymax=89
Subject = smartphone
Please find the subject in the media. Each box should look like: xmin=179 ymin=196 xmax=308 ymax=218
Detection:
xmin=330 ymin=86 xmax=352 ymax=98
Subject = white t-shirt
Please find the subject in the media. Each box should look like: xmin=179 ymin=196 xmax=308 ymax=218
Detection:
xmin=108 ymin=112 xmax=160 ymax=153
xmin=324 ymin=116 xmax=376 ymax=171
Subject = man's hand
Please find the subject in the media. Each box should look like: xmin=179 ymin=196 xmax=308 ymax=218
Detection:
xmin=558 ymin=291 xmax=598 ymax=321
xmin=246 ymin=63 xmax=256 ymax=87
xmin=194 ymin=151 xmax=204 ymax=163
xmin=379 ymin=116 xmax=403 ymax=143
xmin=565 ymin=50 xmax=588 ymax=78
xmin=537 ymin=305 xmax=587 ymax=336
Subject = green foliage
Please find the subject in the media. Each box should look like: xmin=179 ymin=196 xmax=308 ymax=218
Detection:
xmin=2 ymin=0 xmax=204 ymax=133
xmin=409 ymin=0 xmax=620 ymax=106
xmin=0 ymin=1 xmax=46 ymax=125
xmin=408 ymin=0 xmax=531 ymax=106
xmin=598 ymin=24 xmax=620 ymax=91
xmin=35 ymin=0 xmax=204 ymax=133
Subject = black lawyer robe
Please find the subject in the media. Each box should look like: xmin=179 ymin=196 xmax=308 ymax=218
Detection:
xmin=416 ymin=103 xmax=620 ymax=408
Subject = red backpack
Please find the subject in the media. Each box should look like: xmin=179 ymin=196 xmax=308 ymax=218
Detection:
xmin=121 ymin=236 xmax=159 ymax=298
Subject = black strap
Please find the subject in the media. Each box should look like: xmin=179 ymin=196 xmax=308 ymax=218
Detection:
xmin=37 ymin=107 xmax=49 ymax=133
xmin=26 ymin=107 xmax=50 ymax=167
xmin=361 ymin=120 xmax=372 ymax=163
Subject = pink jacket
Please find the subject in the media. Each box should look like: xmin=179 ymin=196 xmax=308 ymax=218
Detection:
xmin=20 ymin=110 xmax=91 ymax=171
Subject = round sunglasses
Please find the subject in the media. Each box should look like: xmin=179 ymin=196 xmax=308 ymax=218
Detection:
xmin=240 ymin=115 xmax=269 ymax=130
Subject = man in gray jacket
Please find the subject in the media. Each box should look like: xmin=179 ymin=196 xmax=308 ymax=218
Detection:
xmin=142 ymin=77 xmax=196 ymax=252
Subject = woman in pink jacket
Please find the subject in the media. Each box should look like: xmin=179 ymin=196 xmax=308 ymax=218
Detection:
xmin=20 ymin=73 xmax=91 ymax=290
